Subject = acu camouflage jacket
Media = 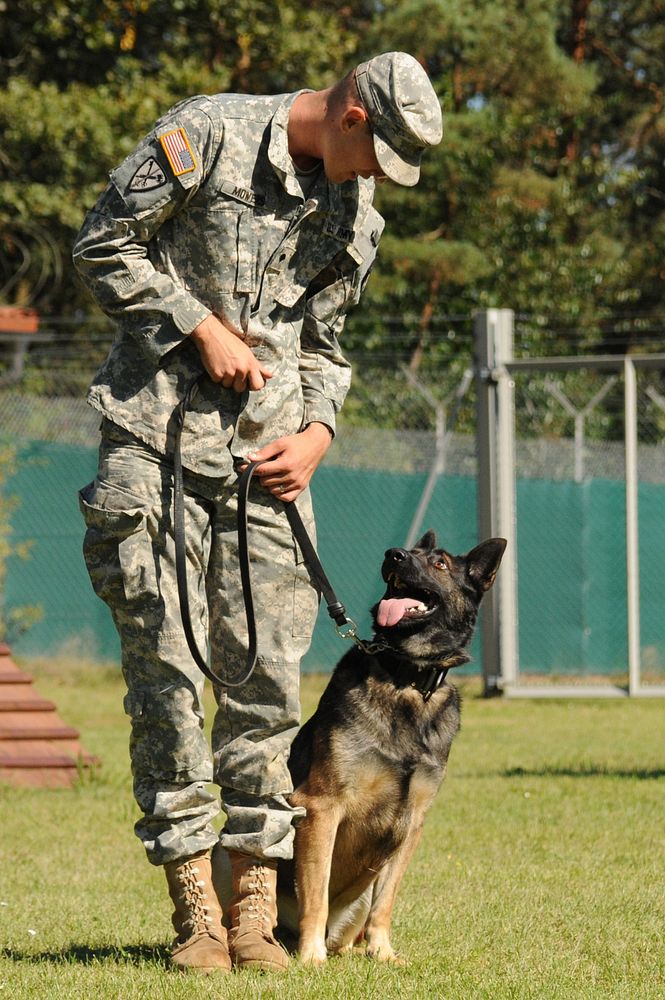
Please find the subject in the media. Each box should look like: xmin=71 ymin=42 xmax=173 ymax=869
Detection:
xmin=72 ymin=91 xmax=384 ymax=476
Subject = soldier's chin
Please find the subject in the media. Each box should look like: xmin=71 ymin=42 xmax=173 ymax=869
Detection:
xmin=322 ymin=164 xmax=349 ymax=185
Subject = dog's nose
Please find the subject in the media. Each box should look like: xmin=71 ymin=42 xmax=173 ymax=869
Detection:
xmin=385 ymin=547 xmax=408 ymax=563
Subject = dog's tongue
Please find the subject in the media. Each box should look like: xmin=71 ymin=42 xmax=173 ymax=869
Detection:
xmin=377 ymin=597 xmax=418 ymax=628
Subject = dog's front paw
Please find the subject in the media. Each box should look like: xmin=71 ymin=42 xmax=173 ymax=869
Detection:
xmin=299 ymin=941 xmax=328 ymax=965
xmin=367 ymin=946 xmax=407 ymax=965
xmin=365 ymin=936 xmax=406 ymax=965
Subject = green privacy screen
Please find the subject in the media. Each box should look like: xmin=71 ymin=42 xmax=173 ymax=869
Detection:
xmin=4 ymin=440 xmax=663 ymax=675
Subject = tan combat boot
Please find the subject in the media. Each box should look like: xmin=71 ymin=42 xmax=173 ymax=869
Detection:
xmin=226 ymin=852 xmax=289 ymax=971
xmin=164 ymin=850 xmax=232 ymax=973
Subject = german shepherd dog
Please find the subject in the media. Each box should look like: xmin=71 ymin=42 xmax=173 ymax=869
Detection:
xmin=277 ymin=529 xmax=506 ymax=964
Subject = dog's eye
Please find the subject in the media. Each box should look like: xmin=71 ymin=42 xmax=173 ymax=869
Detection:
xmin=433 ymin=559 xmax=448 ymax=572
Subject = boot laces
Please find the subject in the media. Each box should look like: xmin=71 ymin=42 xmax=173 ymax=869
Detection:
xmin=177 ymin=862 xmax=213 ymax=932
xmin=243 ymin=863 xmax=270 ymax=929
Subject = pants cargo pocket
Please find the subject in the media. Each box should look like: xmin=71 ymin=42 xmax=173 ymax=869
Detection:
xmin=292 ymin=543 xmax=320 ymax=640
xmin=78 ymin=480 xmax=160 ymax=619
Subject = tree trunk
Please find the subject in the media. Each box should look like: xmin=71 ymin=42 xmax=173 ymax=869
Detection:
xmin=566 ymin=0 xmax=592 ymax=160
xmin=408 ymin=271 xmax=442 ymax=373
xmin=570 ymin=0 xmax=591 ymax=64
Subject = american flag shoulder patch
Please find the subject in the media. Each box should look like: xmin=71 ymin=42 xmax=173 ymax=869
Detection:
xmin=159 ymin=127 xmax=197 ymax=177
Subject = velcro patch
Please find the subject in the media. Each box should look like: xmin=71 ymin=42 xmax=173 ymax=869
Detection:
xmin=159 ymin=128 xmax=197 ymax=177
xmin=221 ymin=181 xmax=259 ymax=207
xmin=323 ymin=220 xmax=354 ymax=243
xmin=129 ymin=157 xmax=167 ymax=192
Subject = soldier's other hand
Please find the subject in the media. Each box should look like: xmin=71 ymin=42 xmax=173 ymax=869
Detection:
xmin=241 ymin=423 xmax=333 ymax=502
xmin=191 ymin=315 xmax=273 ymax=391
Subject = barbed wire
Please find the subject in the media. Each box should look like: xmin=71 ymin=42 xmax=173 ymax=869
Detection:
xmin=2 ymin=312 xmax=665 ymax=391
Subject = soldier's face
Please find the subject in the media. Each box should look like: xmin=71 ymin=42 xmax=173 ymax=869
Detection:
xmin=325 ymin=117 xmax=387 ymax=185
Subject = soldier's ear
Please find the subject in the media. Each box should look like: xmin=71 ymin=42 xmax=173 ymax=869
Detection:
xmin=466 ymin=538 xmax=506 ymax=592
xmin=341 ymin=105 xmax=368 ymax=133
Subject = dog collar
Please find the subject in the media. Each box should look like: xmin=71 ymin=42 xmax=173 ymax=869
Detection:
xmin=409 ymin=665 xmax=449 ymax=702
xmin=370 ymin=652 xmax=450 ymax=702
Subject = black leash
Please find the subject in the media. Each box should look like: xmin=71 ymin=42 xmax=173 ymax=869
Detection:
xmin=173 ymin=376 xmax=358 ymax=688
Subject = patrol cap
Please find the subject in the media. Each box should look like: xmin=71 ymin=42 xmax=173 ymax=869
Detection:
xmin=354 ymin=51 xmax=443 ymax=186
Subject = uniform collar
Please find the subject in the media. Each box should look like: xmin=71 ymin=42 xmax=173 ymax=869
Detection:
xmin=268 ymin=91 xmax=369 ymax=226
xmin=268 ymin=91 xmax=312 ymax=199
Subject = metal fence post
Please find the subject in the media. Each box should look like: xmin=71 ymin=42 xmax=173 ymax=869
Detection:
xmin=475 ymin=309 xmax=518 ymax=695
xmin=624 ymin=358 xmax=641 ymax=694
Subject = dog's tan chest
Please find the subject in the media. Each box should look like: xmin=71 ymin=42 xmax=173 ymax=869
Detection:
xmin=331 ymin=730 xmax=444 ymax=822
xmin=340 ymin=753 xmax=401 ymax=816
xmin=325 ymin=752 xmax=443 ymax=900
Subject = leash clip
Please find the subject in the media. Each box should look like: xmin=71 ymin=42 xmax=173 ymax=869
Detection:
xmin=335 ymin=615 xmax=390 ymax=656
xmin=335 ymin=617 xmax=360 ymax=642
xmin=336 ymin=620 xmax=391 ymax=657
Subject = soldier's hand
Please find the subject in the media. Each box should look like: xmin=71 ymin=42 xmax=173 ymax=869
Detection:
xmin=241 ymin=423 xmax=334 ymax=502
xmin=191 ymin=315 xmax=273 ymax=392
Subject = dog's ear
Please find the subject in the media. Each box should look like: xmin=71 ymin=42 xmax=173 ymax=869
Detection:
xmin=465 ymin=538 xmax=507 ymax=592
xmin=415 ymin=529 xmax=436 ymax=551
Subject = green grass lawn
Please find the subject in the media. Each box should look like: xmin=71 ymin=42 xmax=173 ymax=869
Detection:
xmin=1 ymin=658 xmax=664 ymax=999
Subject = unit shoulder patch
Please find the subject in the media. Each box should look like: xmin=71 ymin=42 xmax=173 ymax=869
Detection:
xmin=159 ymin=127 xmax=197 ymax=177
xmin=129 ymin=157 xmax=167 ymax=192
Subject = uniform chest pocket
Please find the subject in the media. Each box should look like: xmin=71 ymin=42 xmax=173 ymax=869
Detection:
xmin=269 ymin=233 xmax=345 ymax=309
xmin=176 ymin=204 xmax=256 ymax=295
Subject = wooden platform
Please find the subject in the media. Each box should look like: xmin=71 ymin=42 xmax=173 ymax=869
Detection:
xmin=0 ymin=643 xmax=99 ymax=787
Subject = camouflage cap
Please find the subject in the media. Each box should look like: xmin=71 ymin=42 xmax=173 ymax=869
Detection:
xmin=354 ymin=52 xmax=443 ymax=187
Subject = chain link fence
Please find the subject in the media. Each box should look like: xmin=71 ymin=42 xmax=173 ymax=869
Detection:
xmin=3 ymin=314 xmax=665 ymax=692
xmin=509 ymin=366 xmax=665 ymax=687
xmin=0 ymin=324 xmax=482 ymax=671
xmin=477 ymin=310 xmax=665 ymax=695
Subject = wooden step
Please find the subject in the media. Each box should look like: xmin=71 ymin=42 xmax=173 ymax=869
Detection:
xmin=0 ymin=671 xmax=33 ymax=684
xmin=0 ymin=740 xmax=98 ymax=764
xmin=0 ymin=697 xmax=57 ymax=712
xmin=0 ymin=724 xmax=81 ymax=740
xmin=0 ymin=644 xmax=99 ymax=788
xmin=0 ymin=682 xmax=50 ymax=700
xmin=0 ymin=735 xmax=85 ymax=756
xmin=0 ymin=751 xmax=83 ymax=768
xmin=0 ymin=753 xmax=92 ymax=789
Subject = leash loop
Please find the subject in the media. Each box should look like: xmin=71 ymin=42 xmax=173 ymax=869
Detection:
xmin=173 ymin=374 xmax=258 ymax=688
xmin=174 ymin=383 xmax=447 ymax=700
xmin=173 ymin=375 xmax=362 ymax=687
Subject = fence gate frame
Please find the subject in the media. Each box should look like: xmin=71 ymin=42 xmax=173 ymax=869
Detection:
xmin=475 ymin=308 xmax=665 ymax=698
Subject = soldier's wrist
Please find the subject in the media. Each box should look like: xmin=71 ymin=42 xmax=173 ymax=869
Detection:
xmin=303 ymin=421 xmax=334 ymax=442
xmin=190 ymin=313 xmax=215 ymax=343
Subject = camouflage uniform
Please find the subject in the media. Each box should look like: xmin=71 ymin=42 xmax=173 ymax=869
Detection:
xmin=73 ymin=90 xmax=383 ymax=475
xmin=74 ymin=89 xmax=384 ymax=865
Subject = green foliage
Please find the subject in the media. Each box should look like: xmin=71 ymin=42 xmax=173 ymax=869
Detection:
xmin=358 ymin=0 xmax=664 ymax=355
xmin=0 ymin=0 xmax=663 ymax=373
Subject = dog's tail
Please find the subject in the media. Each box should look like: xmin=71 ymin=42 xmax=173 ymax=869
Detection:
xmin=325 ymin=884 xmax=373 ymax=953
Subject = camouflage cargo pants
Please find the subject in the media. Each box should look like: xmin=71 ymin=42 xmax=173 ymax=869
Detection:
xmin=79 ymin=420 xmax=319 ymax=865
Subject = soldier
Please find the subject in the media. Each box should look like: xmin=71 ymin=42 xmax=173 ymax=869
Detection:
xmin=73 ymin=51 xmax=442 ymax=973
